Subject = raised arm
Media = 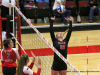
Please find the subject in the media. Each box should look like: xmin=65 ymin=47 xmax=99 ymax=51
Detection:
xmin=50 ymin=16 xmax=56 ymax=42
xmin=24 ymin=57 xmax=41 ymax=75
xmin=64 ymin=17 xmax=72 ymax=44
xmin=28 ymin=51 xmax=35 ymax=69
xmin=16 ymin=0 xmax=19 ymax=8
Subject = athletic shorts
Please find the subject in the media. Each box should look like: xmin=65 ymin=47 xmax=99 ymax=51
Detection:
xmin=51 ymin=60 xmax=67 ymax=71
xmin=3 ymin=66 xmax=16 ymax=75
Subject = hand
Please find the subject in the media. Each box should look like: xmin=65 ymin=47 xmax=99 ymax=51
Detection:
xmin=93 ymin=6 xmax=96 ymax=9
xmin=65 ymin=17 xmax=72 ymax=22
xmin=38 ymin=57 xmax=41 ymax=65
xmin=51 ymin=16 xmax=55 ymax=20
xmin=90 ymin=1 xmax=93 ymax=4
xmin=31 ymin=51 xmax=35 ymax=63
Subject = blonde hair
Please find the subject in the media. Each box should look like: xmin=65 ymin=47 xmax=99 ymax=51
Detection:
xmin=17 ymin=54 xmax=29 ymax=75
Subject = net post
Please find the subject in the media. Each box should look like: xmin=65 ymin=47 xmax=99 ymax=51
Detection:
xmin=17 ymin=14 xmax=22 ymax=56
xmin=87 ymin=36 xmax=88 ymax=75
xmin=9 ymin=0 xmax=11 ymax=15
xmin=0 ymin=15 xmax=3 ymax=49
xmin=6 ymin=15 xmax=16 ymax=48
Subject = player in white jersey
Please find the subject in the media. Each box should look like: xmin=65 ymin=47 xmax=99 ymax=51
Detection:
xmin=1 ymin=38 xmax=20 ymax=75
xmin=17 ymin=51 xmax=41 ymax=75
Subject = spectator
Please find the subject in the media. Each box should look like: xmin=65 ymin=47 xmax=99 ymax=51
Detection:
xmin=53 ymin=0 xmax=71 ymax=25
xmin=17 ymin=51 xmax=41 ymax=75
xmin=1 ymin=38 xmax=20 ymax=75
xmin=89 ymin=0 xmax=100 ymax=23
xmin=1 ymin=0 xmax=19 ymax=31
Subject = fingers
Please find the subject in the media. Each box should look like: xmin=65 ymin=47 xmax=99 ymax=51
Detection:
xmin=51 ymin=16 xmax=55 ymax=19
xmin=38 ymin=57 xmax=41 ymax=65
xmin=31 ymin=51 xmax=35 ymax=57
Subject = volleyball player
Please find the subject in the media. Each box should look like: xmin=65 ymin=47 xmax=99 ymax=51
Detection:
xmin=50 ymin=16 xmax=72 ymax=75
xmin=17 ymin=52 xmax=41 ymax=75
xmin=1 ymin=38 xmax=20 ymax=75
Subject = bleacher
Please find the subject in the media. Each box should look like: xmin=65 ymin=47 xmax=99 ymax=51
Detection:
xmin=18 ymin=0 xmax=100 ymax=34
xmin=21 ymin=0 xmax=92 ymax=23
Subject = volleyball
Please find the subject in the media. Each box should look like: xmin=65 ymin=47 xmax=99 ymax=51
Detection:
xmin=57 ymin=5 xmax=66 ymax=13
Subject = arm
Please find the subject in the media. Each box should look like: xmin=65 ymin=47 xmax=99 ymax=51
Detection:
xmin=16 ymin=0 xmax=19 ymax=7
xmin=28 ymin=62 xmax=34 ymax=69
xmin=65 ymin=21 xmax=72 ymax=43
xmin=63 ymin=0 xmax=66 ymax=6
xmin=50 ymin=19 xmax=56 ymax=42
xmin=1 ymin=49 xmax=4 ymax=63
xmin=57 ymin=1 xmax=61 ymax=5
xmin=1 ymin=49 xmax=4 ymax=72
xmin=24 ymin=57 xmax=41 ymax=75
xmin=28 ymin=51 xmax=35 ymax=69
xmin=14 ymin=48 xmax=20 ymax=61
xmin=23 ymin=67 xmax=41 ymax=75
xmin=33 ymin=68 xmax=41 ymax=75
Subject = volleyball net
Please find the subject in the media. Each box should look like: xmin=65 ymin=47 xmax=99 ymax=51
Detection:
xmin=10 ymin=3 xmax=81 ymax=75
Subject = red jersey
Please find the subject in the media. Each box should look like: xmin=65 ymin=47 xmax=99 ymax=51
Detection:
xmin=1 ymin=48 xmax=20 ymax=67
xmin=23 ymin=63 xmax=41 ymax=75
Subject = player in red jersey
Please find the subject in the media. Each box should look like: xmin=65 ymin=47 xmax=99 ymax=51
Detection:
xmin=17 ymin=51 xmax=41 ymax=75
xmin=1 ymin=38 xmax=20 ymax=75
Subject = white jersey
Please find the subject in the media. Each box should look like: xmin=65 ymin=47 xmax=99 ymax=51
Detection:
xmin=2 ymin=0 xmax=16 ymax=7
xmin=53 ymin=0 xmax=64 ymax=10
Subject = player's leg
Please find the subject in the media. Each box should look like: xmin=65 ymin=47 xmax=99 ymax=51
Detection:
xmin=51 ymin=69 xmax=59 ymax=75
xmin=59 ymin=70 xmax=67 ymax=75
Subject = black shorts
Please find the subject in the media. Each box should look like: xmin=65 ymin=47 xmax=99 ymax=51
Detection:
xmin=3 ymin=66 xmax=16 ymax=75
xmin=51 ymin=60 xmax=67 ymax=71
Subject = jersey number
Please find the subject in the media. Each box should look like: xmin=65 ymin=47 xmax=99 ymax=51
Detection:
xmin=6 ymin=53 xmax=10 ymax=59
xmin=60 ymin=45 xmax=65 ymax=49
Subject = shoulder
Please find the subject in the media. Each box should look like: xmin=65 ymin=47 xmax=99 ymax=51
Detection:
xmin=23 ymin=66 xmax=28 ymax=74
xmin=12 ymin=48 xmax=18 ymax=54
xmin=23 ymin=66 xmax=29 ymax=71
xmin=23 ymin=66 xmax=33 ymax=74
xmin=12 ymin=48 xmax=18 ymax=51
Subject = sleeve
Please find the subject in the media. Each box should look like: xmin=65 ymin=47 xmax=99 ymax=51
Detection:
xmin=1 ymin=49 xmax=4 ymax=62
xmin=64 ymin=21 xmax=72 ymax=44
xmin=23 ymin=66 xmax=33 ymax=75
xmin=1 ymin=49 xmax=4 ymax=72
xmin=23 ymin=66 xmax=41 ymax=75
xmin=33 ymin=68 xmax=41 ymax=75
xmin=13 ymin=48 xmax=20 ymax=61
xmin=28 ymin=62 xmax=34 ymax=69
xmin=50 ymin=19 xmax=56 ymax=42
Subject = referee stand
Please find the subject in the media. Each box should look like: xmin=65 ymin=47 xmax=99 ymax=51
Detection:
xmin=7 ymin=0 xmax=16 ymax=48
xmin=0 ymin=1 xmax=22 ymax=55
